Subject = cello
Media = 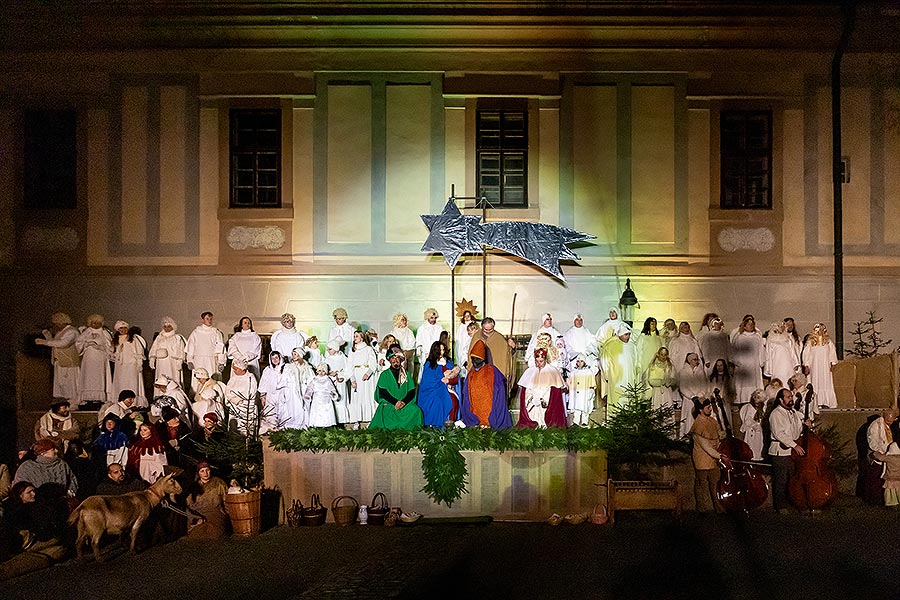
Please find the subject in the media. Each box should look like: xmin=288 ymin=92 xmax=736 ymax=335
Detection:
xmin=788 ymin=383 xmax=838 ymax=510
xmin=712 ymin=388 xmax=769 ymax=512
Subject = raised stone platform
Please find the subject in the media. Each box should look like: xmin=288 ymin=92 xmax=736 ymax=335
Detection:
xmin=263 ymin=443 xmax=607 ymax=522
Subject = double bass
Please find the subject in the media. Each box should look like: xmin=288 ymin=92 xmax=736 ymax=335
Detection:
xmin=788 ymin=383 xmax=838 ymax=510
xmin=712 ymin=388 xmax=769 ymax=512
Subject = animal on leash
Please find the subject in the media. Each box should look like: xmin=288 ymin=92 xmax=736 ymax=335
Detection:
xmin=68 ymin=472 xmax=183 ymax=561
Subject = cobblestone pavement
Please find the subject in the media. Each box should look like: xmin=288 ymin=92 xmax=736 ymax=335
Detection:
xmin=2 ymin=496 xmax=899 ymax=600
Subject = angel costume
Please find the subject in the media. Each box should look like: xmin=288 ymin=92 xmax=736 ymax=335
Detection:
xmin=76 ymin=319 xmax=113 ymax=405
xmin=344 ymin=341 xmax=379 ymax=425
xmin=111 ymin=323 xmax=148 ymax=408
xmin=303 ymin=373 xmax=339 ymax=427
xmin=148 ymin=317 xmax=187 ymax=387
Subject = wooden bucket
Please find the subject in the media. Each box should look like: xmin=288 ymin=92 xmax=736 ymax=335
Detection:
xmin=225 ymin=489 xmax=262 ymax=537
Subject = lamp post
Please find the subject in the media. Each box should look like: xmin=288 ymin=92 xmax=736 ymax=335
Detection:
xmin=618 ymin=278 xmax=639 ymax=327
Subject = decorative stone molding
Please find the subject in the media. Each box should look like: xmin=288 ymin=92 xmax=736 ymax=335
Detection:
xmin=717 ymin=227 xmax=775 ymax=253
xmin=21 ymin=227 xmax=79 ymax=252
xmin=226 ymin=226 xmax=286 ymax=251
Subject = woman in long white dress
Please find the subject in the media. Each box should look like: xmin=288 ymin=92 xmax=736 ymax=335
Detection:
xmin=739 ymin=390 xmax=766 ymax=461
xmin=227 ymin=316 xmax=263 ymax=380
xmin=678 ymin=353 xmax=711 ymax=438
xmin=76 ymin=314 xmax=114 ymax=406
xmin=303 ymin=363 xmax=339 ymax=428
xmin=764 ymin=321 xmax=800 ymax=386
xmin=277 ymin=348 xmax=314 ymax=429
xmin=324 ymin=341 xmax=350 ymax=425
xmin=111 ymin=320 xmax=148 ymax=408
xmin=257 ymin=351 xmax=285 ymax=432
xmin=803 ymin=323 xmax=839 ymax=409
xmin=635 ymin=317 xmax=663 ymax=374
xmin=644 ymin=347 xmax=678 ymax=412
xmin=730 ymin=315 xmax=765 ymax=407
xmin=669 ymin=322 xmax=703 ymax=372
xmin=149 ymin=316 xmax=187 ymax=388
xmin=344 ymin=330 xmax=379 ymax=429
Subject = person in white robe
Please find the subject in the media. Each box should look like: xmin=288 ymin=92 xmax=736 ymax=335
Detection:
xmin=148 ymin=316 xmax=187 ymax=389
xmin=303 ymin=363 xmax=339 ymax=428
xmin=324 ymin=340 xmax=350 ymax=425
xmin=277 ymin=348 xmax=314 ymax=430
xmin=329 ymin=308 xmax=354 ymax=353
xmin=34 ymin=312 xmax=80 ymax=405
xmin=669 ymin=321 xmax=704 ymax=372
xmin=527 ymin=332 xmax=557 ymax=368
xmin=661 ymin=318 xmax=678 ymax=349
xmin=227 ymin=316 xmax=262 ymax=380
xmin=595 ymin=307 xmax=624 ymax=350
xmin=731 ymin=314 xmax=766 ymax=406
xmin=97 ymin=389 xmax=138 ymax=424
xmin=257 ymin=351 xmax=285 ymax=432
xmin=563 ymin=314 xmax=597 ymax=364
xmin=635 ymin=317 xmax=664 ymax=374
xmin=698 ymin=317 xmax=731 ymax=372
xmin=802 ymin=323 xmax=839 ymax=409
xmin=390 ymin=313 xmax=417 ymax=372
xmin=191 ymin=368 xmax=227 ymax=425
xmin=783 ymin=317 xmax=803 ymax=371
xmin=644 ymin=347 xmax=679 ymax=413
xmin=344 ymin=331 xmax=379 ymax=429
xmin=186 ymin=312 xmax=226 ymax=393
xmin=525 ymin=313 xmax=563 ymax=360
xmin=518 ymin=349 xmax=566 ymax=428
xmin=304 ymin=336 xmax=324 ymax=370
xmin=739 ymin=390 xmax=766 ymax=461
xmin=456 ymin=310 xmax=477 ymax=366
xmin=600 ymin=323 xmax=640 ymax=411
xmin=764 ymin=321 xmax=801 ymax=386
xmin=415 ymin=308 xmax=446 ymax=380
xmin=567 ymin=354 xmax=598 ymax=426
xmin=270 ymin=312 xmax=308 ymax=359
xmin=110 ymin=320 xmax=148 ymax=408
xmin=678 ymin=353 xmax=711 ymax=438
xmin=34 ymin=399 xmax=81 ymax=453
xmin=224 ymin=358 xmax=259 ymax=436
xmin=75 ymin=314 xmax=113 ymax=406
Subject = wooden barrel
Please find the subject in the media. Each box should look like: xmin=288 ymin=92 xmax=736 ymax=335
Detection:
xmin=224 ymin=489 xmax=261 ymax=537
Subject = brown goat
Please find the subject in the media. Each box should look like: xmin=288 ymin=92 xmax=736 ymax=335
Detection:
xmin=68 ymin=472 xmax=182 ymax=561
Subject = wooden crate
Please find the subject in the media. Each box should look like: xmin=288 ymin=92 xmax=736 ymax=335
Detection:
xmin=607 ymin=479 xmax=681 ymax=526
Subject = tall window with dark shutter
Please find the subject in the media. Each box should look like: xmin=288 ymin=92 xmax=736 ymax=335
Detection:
xmin=476 ymin=108 xmax=527 ymax=208
xmin=720 ymin=110 xmax=772 ymax=209
xmin=24 ymin=110 xmax=78 ymax=210
xmin=229 ymin=109 xmax=281 ymax=208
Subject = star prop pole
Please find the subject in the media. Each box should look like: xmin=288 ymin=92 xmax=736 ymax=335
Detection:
xmin=421 ymin=199 xmax=595 ymax=281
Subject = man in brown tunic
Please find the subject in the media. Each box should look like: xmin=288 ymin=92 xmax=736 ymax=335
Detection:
xmin=471 ymin=317 xmax=517 ymax=397
xmin=689 ymin=396 xmax=728 ymax=514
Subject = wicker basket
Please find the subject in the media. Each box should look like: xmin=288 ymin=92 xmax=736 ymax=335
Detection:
xmin=286 ymin=499 xmax=303 ymax=528
xmin=302 ymin=494 xmax=327 ymax=526
xmin=331 ymin=495 xmax=359 ymax=526
xmin=367 ymin=492 xmax=389 ymax=526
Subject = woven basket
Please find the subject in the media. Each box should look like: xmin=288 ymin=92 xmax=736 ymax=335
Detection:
xmin=331 ymin=495 xmax=359 ymax=526
xmin=590 ymin=503 xmax=609 ymax=525
xmin=286 ymin=499 xmax=303 ymax=528
xmin=367 ymin=492 xmax=389 ymax=526
xmin=301 ymin=494 xmax=327 ymax=526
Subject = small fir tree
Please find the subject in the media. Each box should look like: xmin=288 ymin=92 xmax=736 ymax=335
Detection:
xmin=846 ymin=311 xmax=892 ymax=358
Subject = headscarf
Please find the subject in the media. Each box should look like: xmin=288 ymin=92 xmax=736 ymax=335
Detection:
xmin=424 ymin=308 xmax=439 ymax=320
xmin=161 ymin=316 xmax=178 ymax=333
xmin=469 ymin=339 xmax=487 ymax=360
xmin=114 ymin=320 xmax=130 ymax=331
xmin=95 ymin=414 xmax=130 ymax=451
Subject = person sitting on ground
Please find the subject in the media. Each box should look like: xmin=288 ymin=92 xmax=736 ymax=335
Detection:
xmin=128 ymin=421 xmax=169 ymax=484
xmin=12 ymin=440 xmax=77 ymax=499
xmin=185 ymin=462 xmax=229 ymax=540
xmin=93 ymin=413 xmax=130 ymax=473
xmin=97 ymin=389 xmax=138 ymax=425
xmin=370 ymin=344 xmax=423 ymax=431
xmin=0 ymin=481 xmax=67 ymax=573
xmin=418 ymin=341 xmax=460 ymax=428
xmin=872 ymin=442 xmax=900 ymax=509
xmin=95 ymin=462 xmax=147 ymax=495
xmin=156 ymin=407 xmax=191 ymax=469
xmin=63 ymin=440 xmax=96 ymax=499
xmin=0 ymin=463 xmax=9 ymax=502
xmin=34 ymin=399 xmax=81 ymax=454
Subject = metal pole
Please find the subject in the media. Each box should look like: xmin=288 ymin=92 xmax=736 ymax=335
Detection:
xmin=481 ymin=193 xmax=487 ymax=317
xmin=831 ymin=1 xmax=855 ymax=360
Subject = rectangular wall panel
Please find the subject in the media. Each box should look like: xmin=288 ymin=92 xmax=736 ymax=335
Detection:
xmin=121 ymin=86 xmax=148 ymax=245
xmin=782 ymin=109 xmax=805 ymax=257
xmin=573 ymin=85 xmax=617 ymax=244
xmin=385 ymin=85 xmax=431 ymax=243
xmin=539 ymin=107 xmax=560 ymax=225
xmin=687 ymin=108 xmax=710 ymax=257
xmin=843 ymin=88 xmax=871 ymax=245
xmin=86 ymin=110 xmax=109 ymax=264
xmin=885 ymin=89 xmax=900 ymax=245
xmin=327 ymin=85 xmax=372 ymax=244
xmin=631 ymin=86 xmax=675 ymax=244
xmin=816 ymin=88 xmax=832 ymax=245
xmin=159 ymin=86 xmax=187 ymax=245
xmin=198 ymin=107 xmax=219 ymax=261
xmin=293 ymin=107 xmax=315 ymax=258
xmin=444 ymin=107 xmax=466 ymax=200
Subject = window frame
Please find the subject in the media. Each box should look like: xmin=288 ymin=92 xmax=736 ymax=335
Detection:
xmin=475 ymin=105 xmax=528 ymax=208
xmin=23 ymin=109 xmax=78 ymax=210
xmin=719 ymin=109 xmax=773 ymax=210
xmin=229 ymin=108 xmax=282 ymax=209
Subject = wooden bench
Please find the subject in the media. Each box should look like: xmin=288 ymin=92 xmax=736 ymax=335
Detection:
xmin=607 ymin=479 xmax=681 ymax=526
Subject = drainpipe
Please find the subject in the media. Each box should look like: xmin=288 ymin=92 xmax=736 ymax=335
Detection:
xmin=832 ymin=0 xmax=856 ymax=360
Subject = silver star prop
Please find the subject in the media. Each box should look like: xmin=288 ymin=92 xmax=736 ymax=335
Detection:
xmin=421 ymin=200 xmax=595 ymax=280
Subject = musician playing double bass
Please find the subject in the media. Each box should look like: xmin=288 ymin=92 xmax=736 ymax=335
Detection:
xmin=689 ymin=396 xmax=731 ymax=514
xmin=768 ymin=388 xmax=808 ymax=514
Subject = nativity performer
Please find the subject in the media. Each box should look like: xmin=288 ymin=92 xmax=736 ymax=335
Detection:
xmin=524 ymin=313 xmax=562 ymax=359
xmin=517 ymin=348 xmax=567 ymax=428
xmin=324 ymin=340 xmax=351 ymax=426
xmin=127 ymin=421 xmax=168 ymax=484
xmin=191 ymin=368 xmax=227 ymax=425
xmin=678 ymin=352 xmax=711 ymax=438
xmin=227 ymin=316 xmax=262 ymax=380
xmin=415 ymin=308 xmax=446 ymax=381
xmin=370 ymin=345 xmax=423 ymax=431
xmin=257 ymin=351 xmax=285 ymax=432
xmin=635 ymin=317 xmax=664 ymax=374
xmin=765 ymin=321 xmax=801 ymax=387
xmin=270 ymin=312 xmax=308 ymax=359
xmin=345 ymin=331 xmax=379 ymax=429
xmin=34 ymin=312 xmax=81 ymax=406
xmin=567 ymin=353 xmax=598 ymax=426
xmin=698 ymin=317 xmax=730 ymax=371
xmin=731 ymin=314 xmax=766 ymax=406
xmin=75 ymin=314 xmax=113 ymax=407
xmin=185 ymin=312 xmax=226 ymax=393
xmin=803 ymin=323 xmax=839 ymax=409
xmin=739 ymin=389 xmax=766 ymax=461
xmin=110 ymin=320 xmax=148 ymax=408
xmin=329 ymin=307 xmax=355 ymax=353
xmin=303 ymin=363 xmax=339 ymax=428
xmin=459 ymin=339 xmax=512 ymax=430
xmin=595 ymin=307 xmax=624 ymax=348
xmin=669 ymin=321 xmax=703 ymax=372
xmin=148 ymin=316 xmax=187 ymax=388
xmin=471 ymin=317 xmax=517 ymax=397
xmin=599 ymin=323 xmax=640 ymax=412
xmin=389 ymin=313 xmax=417 ymax=372
xmin=418 ymin=341 xmax=460 ymax=428
xmin=563 ymin=313 xmax=597 ymax=364
xmin=151 ymin=375 xmax=192 ymax=428
xmin=223 ymin=357 xmax=259 ymax=435
xmin=644 ymin=347 xmax=678 ymax=413
xmin=276 ymin=349 xmax=314 ymax=430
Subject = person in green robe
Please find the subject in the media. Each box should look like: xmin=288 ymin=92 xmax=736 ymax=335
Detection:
xmin=370 ymin=345 xmax=423 ymax=430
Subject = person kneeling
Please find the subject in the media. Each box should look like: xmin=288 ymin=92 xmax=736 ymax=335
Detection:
xmin=369 ymin=345 xmax=423 ymax=431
